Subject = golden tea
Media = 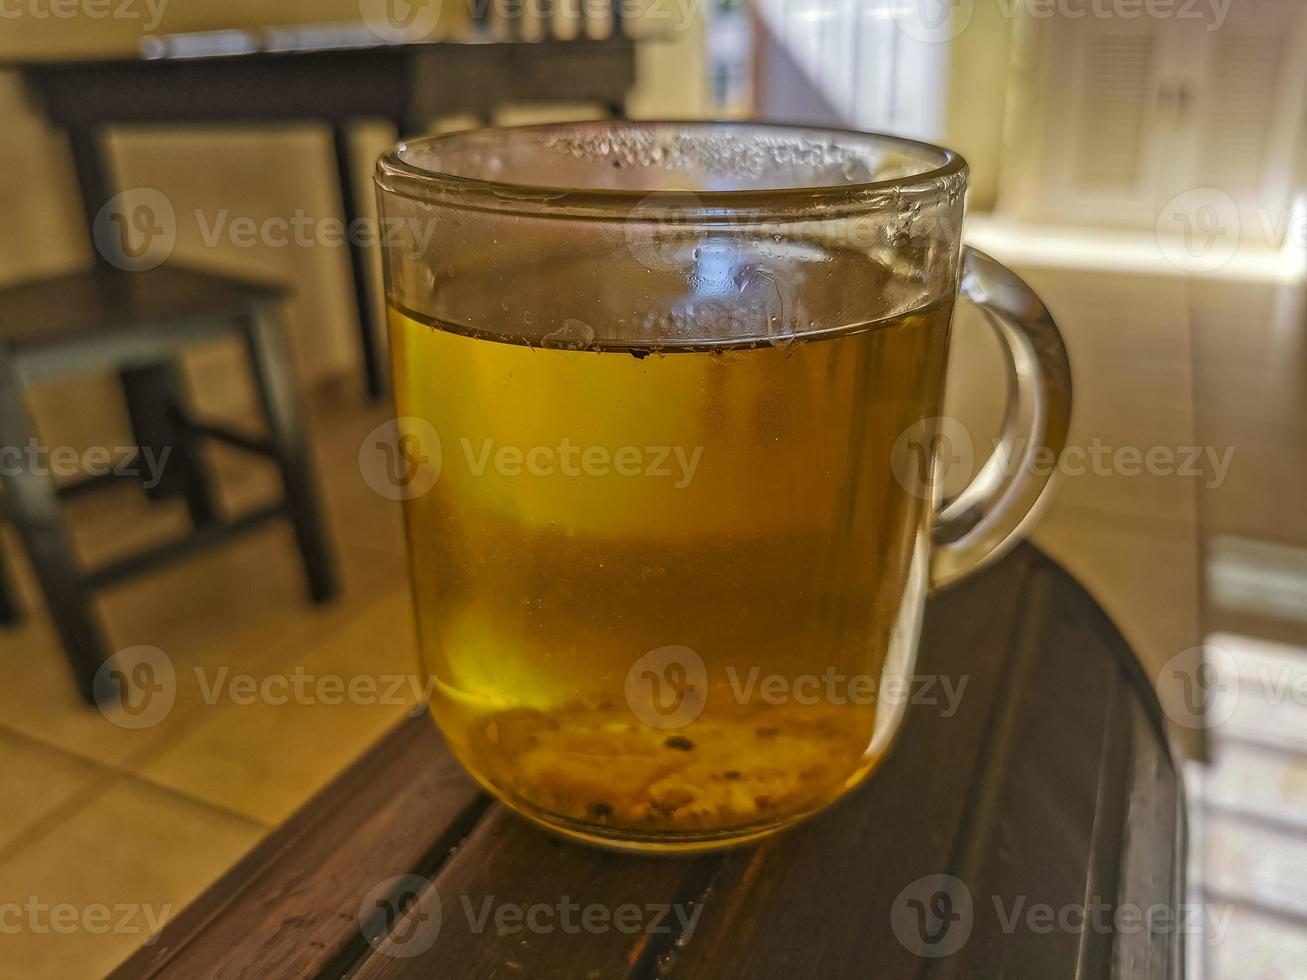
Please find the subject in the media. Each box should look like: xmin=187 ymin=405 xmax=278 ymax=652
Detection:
xmin=389 ymin=282 xmax=952 ymax=850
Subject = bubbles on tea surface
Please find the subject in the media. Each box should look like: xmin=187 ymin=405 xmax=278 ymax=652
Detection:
xmin=537 ymin=125 xmax=884 ymax=189
xmin=540 ymin=317 xmax=596 ymax=351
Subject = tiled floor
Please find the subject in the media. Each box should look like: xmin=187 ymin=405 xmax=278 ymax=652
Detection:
xmin=0 ymin=388 xmax=422 ymax=979
xmin=1181 ymin=277 xmax=1307 ymax=980
xmin=1 ymin=267 xmax=1304 ymax=976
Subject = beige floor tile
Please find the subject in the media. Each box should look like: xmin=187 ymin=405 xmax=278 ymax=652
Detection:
xmin=0 ymin=776 xmax=264 ymax=980
xmin=1205 ymin=536 xmax=1307 ymax=629
xmin=1204 ymin=813 xmax=1307 ymax=923
xmin=1014 ymin=265 xmax=1192 ymax=367
xmin=305 ymin=391 xmax=410 ymax=557
xmin=0 ymin=731 xmax=110 ymax=854
xmin=1204 ymin=606 xmax=1307 ymax=657
xmin=1067 ymin=355 xmax=1197 ymax=446
xmin=1193 ymin=358 xmax=1307 ymax=447
xmin=1190 ymin=282 xmax=1306 ymax=471
xmin=1203 ymin=741 xmax=1307 ymax=831
xmin=1199 ymin=441 xmax=1307 ymax=550
xmin=1048 ymin=427 xmax=1203 ymax=527
xmin=55 ymin=487 xmax=195 ymax=576
xmin=1206 ymin=633 xmax=1307 ymax=753
xmin=0 ymin=517 xmax=404 ymax=770
xmin=136 ymin=586 xmax=422 ymax=825
xmin=0 ymin=603 xmax=206 ymax=771
xmin=1204 ymin=904 xmax=1307 ymax=980
xmin=1188 ymin=278 xmax=1306 ymax=371
xmin=319 ymin=463 xmax=409 ymax=560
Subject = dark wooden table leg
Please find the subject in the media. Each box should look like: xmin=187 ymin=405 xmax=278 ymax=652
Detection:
xmin=0 ymin=360 xmax=108 ymax=702
xmin=0 ymin=535 xmax=22 ymax=625
xmin=332 ymin=122 xmax=387 ymax=401
xmin=242 ymin=305 xmax=340 ymax=603
xmin=66 ymin=124 xmax=219 ymax=524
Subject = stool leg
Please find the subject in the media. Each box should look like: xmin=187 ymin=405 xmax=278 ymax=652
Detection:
xmin=242 ymin=306 xmax=340 ymax=603
xmin=0 ymin=364 xmax=108 ymax=702
xmin=0 ymin=536 xmax=21 ymax=625
xmin=332 ymin=123 xmax=387 ymax=401
xmin=121 ymin=363 xmax=218 ymax=527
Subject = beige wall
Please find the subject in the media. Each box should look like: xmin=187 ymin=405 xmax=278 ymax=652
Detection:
xmin=944 ymin=0 xmax=1020 ymax=213
xmin=626 ymin=16 xmax=706 ymax=119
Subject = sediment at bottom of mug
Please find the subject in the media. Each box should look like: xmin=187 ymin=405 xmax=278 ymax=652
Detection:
xmin=470 ymin=767 xmax=881 ymax=855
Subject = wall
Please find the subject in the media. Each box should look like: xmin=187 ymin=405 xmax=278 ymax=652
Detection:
xmin=944 ymin=0 xmax=1020 ymax=213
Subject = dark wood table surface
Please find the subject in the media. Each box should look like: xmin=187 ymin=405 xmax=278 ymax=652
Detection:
xmin=8 ymin=24 xmax=637 ymax=399
xmin=110 ymin=543 xmax=1186 ymax=979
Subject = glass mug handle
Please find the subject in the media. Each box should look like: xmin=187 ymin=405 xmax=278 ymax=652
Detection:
xmin=929 ymin=246 xmax=1073 ymax=591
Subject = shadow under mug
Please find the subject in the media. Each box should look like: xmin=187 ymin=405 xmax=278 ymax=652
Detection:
xmin=374 ymin=121 xmax=1072 ymax=853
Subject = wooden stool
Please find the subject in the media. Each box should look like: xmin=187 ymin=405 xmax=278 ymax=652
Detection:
xmin=0 ymin=264 xmax=339 ymax=704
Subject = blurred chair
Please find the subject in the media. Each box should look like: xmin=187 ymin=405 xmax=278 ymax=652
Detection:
xmin=0 ymin=264 xmax=339 ymax=704
xmin=2 ymin=20 xmax=637 ymax=706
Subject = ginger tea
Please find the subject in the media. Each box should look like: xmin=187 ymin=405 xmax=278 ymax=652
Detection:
xmin=388 ymin=266 xmax=953 ymax=851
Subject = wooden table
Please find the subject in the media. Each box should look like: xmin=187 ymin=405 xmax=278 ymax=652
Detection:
xmin=10 ymin=25 xmax=638 ymax=398
xmin=110 ymin=544 xmax=1186 ymax=978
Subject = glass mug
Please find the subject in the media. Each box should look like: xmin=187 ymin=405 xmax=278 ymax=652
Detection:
xmin=374 ymin=122 xmax=1071 ymax=853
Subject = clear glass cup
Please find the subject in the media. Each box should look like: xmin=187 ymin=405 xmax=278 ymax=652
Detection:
xmin=374 ymin=121 xmax=1071 ymax=853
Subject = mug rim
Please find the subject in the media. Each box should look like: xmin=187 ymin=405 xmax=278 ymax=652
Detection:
xmin=375 ymin=119 xmax=968 ymax=220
